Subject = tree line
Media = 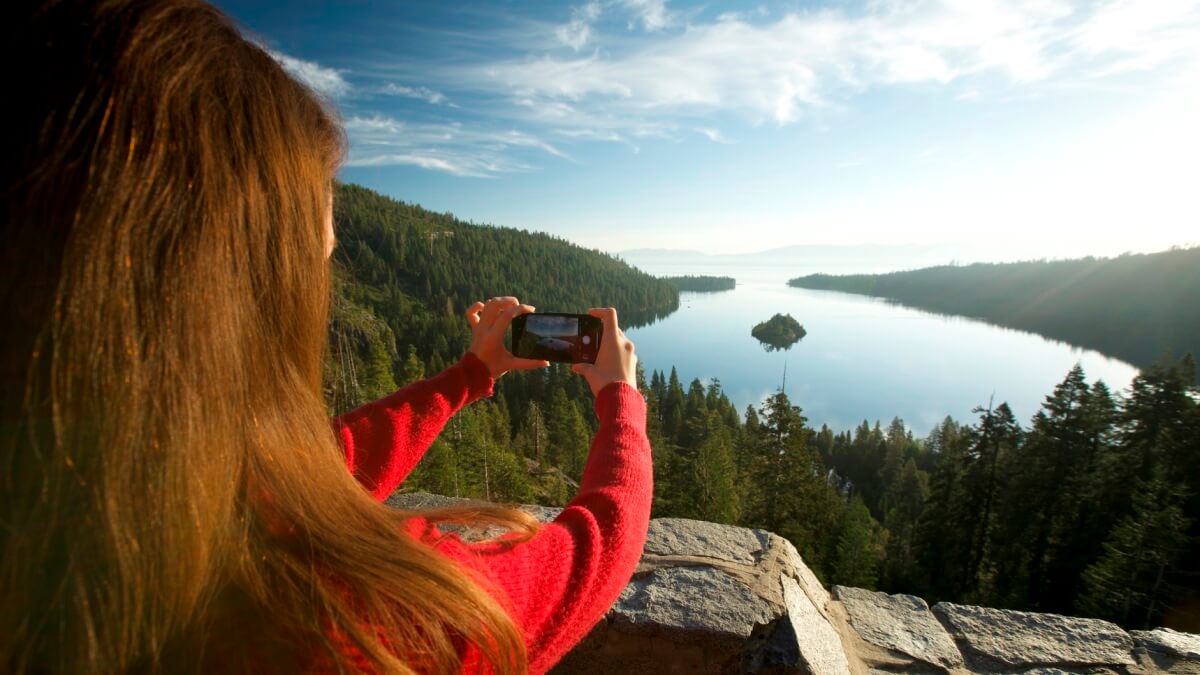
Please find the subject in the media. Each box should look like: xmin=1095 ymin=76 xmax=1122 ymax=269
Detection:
xmin=788 ymin=247 xmax=1200 ymax=371
xmin=325 ymin=183 xmax=1199 ymax=631
xmin=325 ymin=183 xmax=678 ymax=416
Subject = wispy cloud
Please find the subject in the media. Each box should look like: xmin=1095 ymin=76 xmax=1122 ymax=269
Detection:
xmin=378 ymin=83 xmax=458 ymax=106
xmin=449 ymin=0 xmax=1199 ymax=132
xmin=327 ymin=0 xmax=1200 ymax=177
xmin=620 ymin=0 xmax=670 ymax=31
xmin=342 ymin=114 xmax=569 ymax=177
xmin=556 ymin=1 xmax=601 ymax=50
xmin=697 ymin=127 xmax=732 ymax=144
xmin=264 ymin=47 xmax=350 ymax=98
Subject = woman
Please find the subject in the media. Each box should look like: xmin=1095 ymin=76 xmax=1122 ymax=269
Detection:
xmin=0 ymin=1 xmax=651 ymax=673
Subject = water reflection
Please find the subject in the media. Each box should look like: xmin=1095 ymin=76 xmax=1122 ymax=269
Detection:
xmin=623 ymin=266 xmax=1139 ymax=434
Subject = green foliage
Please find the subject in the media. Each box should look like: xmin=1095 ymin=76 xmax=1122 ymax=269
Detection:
xmin=661 ymin=275 xmax=736 ymax=292
xmin=789 ymin=248 xmax=1200 ymax=370
xmin=1079 ymin=473 xmax=1192 ymax=628
xmin=324 ymin=279 xmax=399 ymax=413
xmin=751 ymin=313 xmax=807 ymax=352
xmin=325 ymin=182 xmax=1200 ymax=632
xmin=832 ymin=496 xmax=883 ymax=589
xmin=399 ymin=344 xmax=425 ymax=386
xmin=331 ymin=182 xmax=678 ymax=392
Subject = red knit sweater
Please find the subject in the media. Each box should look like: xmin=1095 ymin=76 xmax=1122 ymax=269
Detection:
xmin=331 ymin=353 xmax=653 ymax=674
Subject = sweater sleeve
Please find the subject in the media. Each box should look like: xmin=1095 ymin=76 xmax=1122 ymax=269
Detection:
xmin=422 ymin=382 xmax=652 ymax=674
xmin=332 ymin=352 xmax=494 ymax=501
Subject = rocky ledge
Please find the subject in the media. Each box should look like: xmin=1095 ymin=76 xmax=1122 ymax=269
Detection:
xmin=387 ymin=493 xmax=1200 ymax=674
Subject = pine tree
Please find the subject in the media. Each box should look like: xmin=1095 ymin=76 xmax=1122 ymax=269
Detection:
xmin=1078 ymin=472 xmax=1192 ymax=628
xmin=959 ymin=402 xmax=1021 ymax=602
xmin=689 ymin=413 xmax=741 ymax=523
xmin=832 ymin=496 xmax=881 ymax=589
xmin=915 ymin=416 xmax=971 ymax=600
xmin=399 ymin=344 xmax=425 ymax=386
xmin=547 ymin=391 xmax=590 ymax=481
xmin=663 ymin=367 xmax=685 ymax=442
xmin=881 ymin=458 xmax=929 ymax=591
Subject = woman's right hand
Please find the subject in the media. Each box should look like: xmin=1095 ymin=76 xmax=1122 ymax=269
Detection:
xmin=571 ymin=308 xmax=638 ymax=397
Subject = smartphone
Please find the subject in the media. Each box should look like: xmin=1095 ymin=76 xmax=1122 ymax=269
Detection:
xmin=511 ymin=312 xmax=604 ymax=364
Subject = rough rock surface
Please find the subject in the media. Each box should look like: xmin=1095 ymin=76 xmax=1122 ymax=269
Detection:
xmin=642 ymin=517 xmax=770 ymax=565
xmin=834 ymin=585 xmax=963 ymax=671
xmin=610 ymin=565 xmax=777 ymax=639
xmin=779 ymin=575 xmax=851 ymax=675
xmin=1132 ymin=628 xmax=1200 ymax=660
xmin=934 ymin=602 xmax=1134 ymax=671
xmin=1131 ymin=627 xmax=1200 ymax=675
xmin=554 ymin=516 xmax=847 ymax=674
xmin=387 ymin=493 xmax=1200 ymax=674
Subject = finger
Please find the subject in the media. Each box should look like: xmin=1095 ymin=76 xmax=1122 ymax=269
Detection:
xmin=481 ymin=296 xmax=520 ymax=326
xmin=588 ymin=307 xmax=620 ymax=335
xmin=464 ymin=301 xmax=485 ymax=327
xmin=507 ymin=357 xmax=551 ymax=370
xmin=571 ymin=363 xmax=591 ymax=376
xmin=493 ymin=304 xmax=535 ymax=333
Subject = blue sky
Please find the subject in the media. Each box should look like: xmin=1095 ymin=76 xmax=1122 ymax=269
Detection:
xmin=215 ymin=0 xmax=1199 ymax=258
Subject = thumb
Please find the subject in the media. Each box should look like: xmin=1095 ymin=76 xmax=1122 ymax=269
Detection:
xmin=571 ymin=363 xmax=592 ymax=376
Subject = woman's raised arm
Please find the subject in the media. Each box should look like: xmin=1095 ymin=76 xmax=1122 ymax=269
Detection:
xmin=332 ymin=297 xmax=548 ymax=500
xmin=332 ymin=352 xmax=494 ymax=500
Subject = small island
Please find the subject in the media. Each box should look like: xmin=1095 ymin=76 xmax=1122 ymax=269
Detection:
xmin=751 ymin=313 xmax=806 ymax=352
xmin=661 ymin=275 xmax=736 ymax=292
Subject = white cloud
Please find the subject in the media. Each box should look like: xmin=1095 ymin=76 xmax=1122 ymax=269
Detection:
xmin=621 ymin=0 xmax=670 ymax=31
xmin=342 ymin=115 xmax=569 ymax=176
xmin=556 ymin=1 xmax=602 ymax=51
xmin=1072 ymin=0 xmax=1200 ymax=76
xmin=697 ymin=127 xmax=732 ymax=143
xmin=264 ymin=47 xmax=350 ymax=98
xmin=335 ymin=1 xmax=1200 ymax=179
xmin=449 ymin=0 xmax=1200 ymax=133
xmin=379 ymin=83 xmax=456 ymax=106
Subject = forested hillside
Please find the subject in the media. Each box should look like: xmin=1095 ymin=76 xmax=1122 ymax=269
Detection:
xmin=788 ymin=247 xmax=1200 ymax=369
xmin=326 ymin=183 xmax=678 ymax=502
xmin=326 ymin=183 xmax=677 ymax=414
xmin=324 ymin=184 xmax=1199 ymax=631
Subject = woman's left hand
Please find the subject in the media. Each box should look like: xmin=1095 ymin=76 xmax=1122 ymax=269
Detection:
xmin=465 ymin=297 xmax=551 ymax=378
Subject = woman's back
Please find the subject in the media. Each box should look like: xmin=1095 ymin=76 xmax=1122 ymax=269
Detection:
xmin=1 ymin=2 xmax=650 ymax=672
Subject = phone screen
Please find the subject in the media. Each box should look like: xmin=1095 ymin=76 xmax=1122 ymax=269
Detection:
xmin=512 ymin=313 xmax=602 ymax=364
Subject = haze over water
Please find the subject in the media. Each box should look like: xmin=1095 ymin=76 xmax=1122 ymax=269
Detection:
xmin=622 ymin=259 xmax=1139 ymax=435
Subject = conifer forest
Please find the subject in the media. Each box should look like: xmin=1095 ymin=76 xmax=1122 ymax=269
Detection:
xmin=328 ymin=184 xmax=1200 ymax=632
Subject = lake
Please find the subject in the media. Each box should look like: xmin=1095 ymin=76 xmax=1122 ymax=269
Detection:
xmin=622 ymin=262 xmax=1139 ymax=435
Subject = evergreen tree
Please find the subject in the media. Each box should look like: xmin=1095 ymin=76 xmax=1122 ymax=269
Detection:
xmin=399 ymin=344 xmax=425 ymax=386
xmin=1079 ymin=472 xmax=1192 ymax=628
xmin=916 ymin=416 xmax=970 ymax=600
xmin=959 ymin=402 xmax=1021 ymax=602
xmin=832 ymin=496 xmax=881 ymax=589
xmin=690 ymin=414 xmax=741 ymax=523
xmin=547 ymin=391 xmax=590 ymax=482
xmin=881 ymin=458 xmax=929 ymax=591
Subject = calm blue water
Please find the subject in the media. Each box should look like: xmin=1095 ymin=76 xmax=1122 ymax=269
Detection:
xmin=623 ymin=263 xmax=1139 ymax=435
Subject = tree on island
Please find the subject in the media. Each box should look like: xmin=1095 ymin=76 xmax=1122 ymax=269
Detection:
xmin=752 ymin=313 xmax=807 ymax=352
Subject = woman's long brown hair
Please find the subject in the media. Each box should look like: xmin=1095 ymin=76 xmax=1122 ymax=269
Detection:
xmin=1 ymin=1 xmax=534 ymax=672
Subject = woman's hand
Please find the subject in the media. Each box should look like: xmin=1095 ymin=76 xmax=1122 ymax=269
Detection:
xmin=465 ymin=297 xmax=550 ymax=379
xmin=572 ymin=308 xmax=638 ymax=397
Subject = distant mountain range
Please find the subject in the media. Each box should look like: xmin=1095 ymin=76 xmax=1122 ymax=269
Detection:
xmin=618 ymin=244 xmax=1020 ymax=276
xmin=617 ymin=243 xmax=1194 ymax=277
